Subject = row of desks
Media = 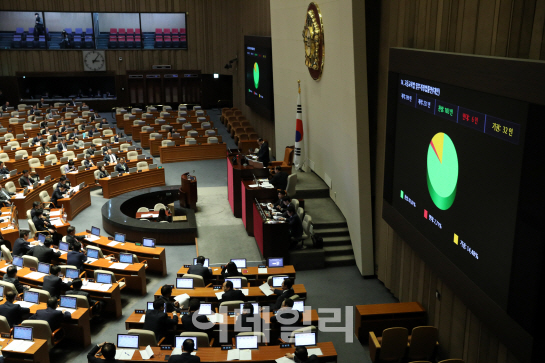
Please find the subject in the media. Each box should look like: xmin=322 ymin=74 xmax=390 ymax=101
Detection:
xmin=1 ymin=127 xmax=115 ymax=150
xmin=159 ymin=143 xmax=226 ymax=163
xmin=176 ymin=265 xmax=296 ymax=284
xmin=143 ymin=131 xmax=221 ymax=151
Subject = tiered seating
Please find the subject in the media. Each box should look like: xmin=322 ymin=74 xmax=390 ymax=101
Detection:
xmin=12 ymin=27 xmax=50 ymax=49
xmin=221 ymin=107 xmax=259 ymax=151
xmin=155 ymin=28 xmax=186 ymax=48
xmin=109 ymin=28 xmax=139 ymax=48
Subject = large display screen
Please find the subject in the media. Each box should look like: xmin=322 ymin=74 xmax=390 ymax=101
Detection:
xmin=244 ymin=36 xmax=274 ymax=120
xmin=390 ymin=74 xmax=526 ymax=308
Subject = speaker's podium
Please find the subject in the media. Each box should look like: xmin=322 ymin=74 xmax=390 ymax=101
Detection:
xmin=180 ymin=173 xmax=198 ymax=211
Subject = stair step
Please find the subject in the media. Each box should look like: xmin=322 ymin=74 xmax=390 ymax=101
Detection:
xmin=322 ymin=236 xmax=352 ymax=246
xmin=324 ymin=245 xmax=354 ymax=256
xmin=313 ymin=227 xmax=349 ymax=237
xmin=313 ymin=221 xmax=347 ymax=229
xmin=325 ymin=254 xmax=356 ymax=267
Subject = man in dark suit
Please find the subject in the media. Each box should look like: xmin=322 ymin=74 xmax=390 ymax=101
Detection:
xmin=37 ymin=141 xmax=51 ymax=155
xmin=83 ymin=155 xmax=95 ymax=169
xmin=51 ymin=184 xmax=67 ymax=208
xmin=57 ymin=175 xmax=71 ymax=189
xmin=187 ymin=256 xmax=212 ymax=280
xmin=1 ymin=101 xmax=9 ymax=112
xmin=0 ymin=291 xmax=31 ymax=327
xmin=70 ymin=98 xmax=77 ymax=107
xmin=101 ymin=142 xmax=112 ymax=155
xmin=89 ymin=111 xmax=100 ymax=122
xmin=237 ymin=302 xmax=264 ymax=331
xmin=29 ymin=105 xmax=36 ymax=115
xmin=143 ymin=299 xmax=178 ymax=342
xmin=2 ymin=266 xmax=30 ymax=293
xmin=65 ymin=226 xmax=80 ymax=249
xmin=269 ymin=166 xmax=289 ymax=191
xmin=167 ymin=339 xmax=200 ymax=363
xmin=29 ymin=297 xmax=71 ymax=332
xmin=19 ymin=170 xmax=37 ymax=188
xmin=271 ymin=278 xmax=295 ymax=311
xmin=28 ymin=237 xmax=61 ymax=264
xmin=30 ymin=201 xmax=41 ymax=219
xmin=181 ymin=298 xmax=213 ymax=335
xmin=273 ymin=190 xmax=287 ymax=211
xmin=66 ymin=278 xmax=99 ymax=308
xmin=87 ymin=342 xmax=120 ymax=363
xmin=42 ymin=265 xmax=73 ymax=298
xmin=32 ymin=209 xmax=59 ymax=243
xmin=219 ymin=280 xmax=246 ymax=303
xmin=103 ymin=149 xmax=117 ymax=163
xmin=285 ymin=346 xmax=319 ymax=363
xmin=0 ymin=187 xmax=13 ymax=207
xmin=57 ymin=139 xmax=68 ymax=152
xmin=12 ymin=230 xmax=33 ymax=256
xmin=285 ymin=206 xmax=303 ymax=241
xmin=155 ymin=285 xmax=180 ymax=313
xmin=270 ymin=299 xmax=301 ymax=327
xmin=37 ymin=97 xmax=46 ymax=108
xmin=0 ymin=161 xmax=9 ymax=175
xmin=66 ymin=241 xmax=86 ymax=271
xmin=51 ymin=130 xmax=60 ymax=143
xmin=88 ymin=126 xmax=97 ymax=138
xmin=115 ymin=157 xmax=129 ymax=174
xmin=256 ymin=138 xmax=270 ymax=167
xmin=31 ymin=133 xmax=43 ymax=147
xmin=85 ymin=145 xmax=97 ymax=158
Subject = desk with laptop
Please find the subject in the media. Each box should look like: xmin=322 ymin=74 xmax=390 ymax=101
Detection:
xmin=0 ymin=326 xmax=50 ymax=363
xmin=77 ymin=228 xmax=167 ymax=276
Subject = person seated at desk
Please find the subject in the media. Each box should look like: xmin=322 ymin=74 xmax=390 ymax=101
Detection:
xmin=269 ymin=166 xmax=289 ymax=191
xmin=271 ymin=278 xmax=295 ymax=311
xmin=112 ymin=133 xmax=122 ymax=143
xmin=156 ymin=285 xmax=181 ymax=313
xmin=103 ymin=149 xmax=117 ymax=163
xmin=285 ymin=346 xmax=319 ymax=363
xmin=2 ymin=265 xmax=30 ymax=293
xmin=31 ymin=133 xmax=43 ymax=147
xmin=221 ymin=261 xmax=243 ymax=278
xmin=57 ymin=139 xmax=69 ymax=152
xmin=56 ymin=116 xmax=65 ymax=126
xmin=268 ymin=189 xmax=287 ymax=212
xmin=66 ymin=241 xmax=86 ymax=271
xmin=187 ymin=256 xmax=212 ymax=280
xmin=37 ymin=97 xmax=46 ymax=108
xmin=237 ymin=302 xmax=264 ymax=330
xmin=143 ymin=299 xmax=178 ymax=343
xmin=270 ymin=298 xmax=301 ymax=327
xmin=37 ymin=140 xmax=50 ymax=155
xmin=67 ymin=129 xmax=80 ymax=141
xmin=12 ymin=229 xmax=33 ymax=256
xmin=84 ymin=154 xmax=95 ymax=169
xmin=51 ymin=184 xmax=67 ymax=208
xmin=29 ymin=105 xmax=37 ymax=115
xmin=182 ymin=298 xmax=213 ymax=335
xmin=57 ymin=175 xmax=71 ymax=189
xmin=101 ymin=141 xmax=112 ymax=155
xmin=89 ymin=111 xmax=100 ymax=122
xmin=33 ymin=209 xmax=60 ymax=243
xmin=65 ymin=226 xmax=79 ymax=248
xmin=0 ymin=186 xmax=14 ymax=207
xmin=219 ymin=280 xmax=246 ymax=303
xmin=59 ymin=123 xmax=69 ymax=134
xmin=283 ymin=206 xmax=303 ymax=244
xmin=63 ymin=160 xmax=77 ymax=174
xmin=40 ymin=119 xmax=48 ymax=129
xmin=157 ymin=208 xmax=171 ymax=223
xmin=28 ymin=236 xmax=61 ymax=264
xmin=280 ymin=196 xmax=293 ymax=217
xmin=51 ymin=130 xmax=60 ymax=143
xmin=73 ymin=136 xmax=84 ymax=149
xmin=115 ymin=157 xmax=129 ymax=174
xmin=45 ymin=110 xmax=53 ymax=120
xmin=0 ymin=291 xmax=31 ymax=327
xmin=30 ymin=201 xmax=40 ymax=219
xmin=97 ymin=117 xmax=109 ymax=128
xmin=256 ymin=138 xmax=270 ymax=167
xmin=66 ymin=278 xmax=98 ymax=308
xmin=19 ymin=169 xmax=38 ymax=188
xmin=41 ymin=126 xmax=50 ymax=135
xmin=98 ymin=165 xmax=109 ymax=179
xmin=87 ymin=342 xmax=118 ymax=363
xmin=87 ymin=126 xmax=98 ymax=138
xmin=85 ymin=145 xmax=97 ymax=158
xmin=29 ymin=297 xmax=71 ymax=334
xmin=0 ymin=161 xmax=10 ymax=175
xmin=43 ymin=265 xmax=73 ymax=298
xmin=167 ymin=339 xmax=200 ymax=363
xmin=1 ymin=101 xmax=9 ymax=112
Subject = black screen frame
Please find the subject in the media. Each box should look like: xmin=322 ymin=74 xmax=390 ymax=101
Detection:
xmin=244 ymin=35 xmax=274 ymax=120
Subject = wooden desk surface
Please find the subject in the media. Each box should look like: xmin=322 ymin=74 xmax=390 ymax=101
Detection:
xmin=57 ymin=185 xmax=92 ymax=221
xmin=10 ymin=179 xmax=57 ymax=219
xmin=77 ymin=232 xmax=167 ymax=276
xmin=0 ymin=337 xmax=50 ymax=363
xmin=98 ymin=168 xmax=166 ymax=199
xmin=355 ymin=302 xmax=425 ymax=316
xmin=154 ymin=285 xmax=307 ymax=302
xmin=177 ymin=266 xmax=296 ymax=281
xmin=159 ymin=143 xmax=227 ymax=163
xmin=0 ymin=206 xmax=19 ymax=246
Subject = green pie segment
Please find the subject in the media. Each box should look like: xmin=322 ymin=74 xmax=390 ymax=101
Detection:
xmin=253 ymin=62 xmax=260 ymax=89
xmin=427 ymin=132 xmax=458 ymax=210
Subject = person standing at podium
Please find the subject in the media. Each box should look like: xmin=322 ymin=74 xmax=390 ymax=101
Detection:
xmin=256 ymin=138 xmax=270 ymax=167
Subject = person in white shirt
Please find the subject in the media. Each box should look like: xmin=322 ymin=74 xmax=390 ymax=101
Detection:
xmin=103 ymin=148 xmax=117 ymax=163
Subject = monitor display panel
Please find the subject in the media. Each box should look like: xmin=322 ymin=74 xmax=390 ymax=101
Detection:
xmin=86 ymin=248 xmax=99 ymax=259
xmin=60 ymin=296 xmax=77 ymax=309
xmin=294 ymin=332 xmax=316 ymax=347
xmin=119 ymin=253 xmax=133 ymax=264
xmin=37 ymin=262 xmax=50 ymax=274
xmin=142 ymin=238 xmax=155 ymax=247
xmin=236 ymin=335 xmax=258 ymax=350
xmin=59 ymin=242 xmax=69 ymax=252
xmin=37 ymin=233 xmax=46 ymax=244
xmin=267 ymin=257 xmax=284 ymax=268
xmin=117 ymin=334 xmax=139 ymax=349
xmin=65 ymin=268 xmax=79 ymax=279
xmin=239 ymin=302 xmax=259 ymax=314
xmin=13 ymin=326 xmax=33 ymax=341
xmin=114 ymin=233 xmax=125 ymax=242
xmin=23 ymin=291 xmax=39 ymax=304
xmin=91 ymin=226 xmax=100 ymax=236
xmin=226 ymin=278 xmax=242 ymax=289
xmin=193 ymin=258 xmax=209 ymax=267
xmin=244 ymin=36 xmax=274 ymax=120
xmin=176 ymin=278 xmax=194 ymax=289
xmin=12 ymin=255 xmax=23 ymax=267
xmin=198 ymin=303 xmax=212 ymax=315
xmin=97 ymin=272 xmax=112 ymax=284
xmin=293 ymin=301 xmax=305 ymax=312
xmin=230 ymin=258 xmax=247 ymax=268
xmin=175 ymin=336 xmax=197 ymax=350
xmin=272 ymin=276 xmax=288 ymax=288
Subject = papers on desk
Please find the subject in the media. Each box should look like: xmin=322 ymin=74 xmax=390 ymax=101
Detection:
xmin=171 ymin=348 xmax=196 ymax=356
xmin=227 ymin=349 xmax=252 ymax=361
xmin=14 ymin=193 xmax=25 ymax=199
xmin=107 ymin=241 xmax=120 ymax=247
xmin=82 ymin=282 xmax=112 ymax=292
xmin=139 ymin=345 xmax=154 ymax=360
xmin=115 ymin=349 xmax=136 ymax=360
xmin=173 ymin=293 xmax=190 ymax=308
xmin=307 ymin=348 xmax=323 ymax=356
xmin=0 ymin=226 xmax=14 ymax=231
xmin=24 ymin=271 xmax=47 ymax=280
xmin=139 ymin=315 xmax=146 ymax=323
xmin=260 ymin=182 xmax=274 ymax=189
xmin=39 ymin=180 xmax=45 ymax=184
xmin=57 ymin=307 xmax=77 ymax=314
xmin=275 ymin=357 xmax=293 ymax=363
xmin=85 ymin=257 xmax=98 ymax=264
xmin=248 ymin=184 xmax=259 ymax=188
xmin=240 ymin=289 xmax=249 ymax=296
xmin=258 ymin=268 xmax=268 ymax=274
xmin=50 ymin=219 xmax=64 ymax=227
xmin=4 ymin=339 xmax=34 ymax=352
xmin=50 ymin=211 xmax=61 ymax=217
xmin=1 ymin=211 xmax=11 ymax=215
xmin=15 ymin=301 xmax=37 ymax=308
xmin=215 ymin=291 xmax=224 ymax=300
xmin=140 ymin=213 xmax=155 ymax=218
xmin=208 ymin=313 xmax=224 ymax=323
xmin=109 ymin=262 xmax=129 ymax=270
xmin=259 ymin=283 xmax=274 ymax=296
xmin=0 ymin=266 xmax=21 ymax=273
xmin=85 ymin=234 xmax=100 ymax=241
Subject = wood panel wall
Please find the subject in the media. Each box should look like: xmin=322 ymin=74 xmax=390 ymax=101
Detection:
xmin=0 ymin=0 xmax=274 ymax=154
xmin=373 ymin=1 xmax=545 ymax=362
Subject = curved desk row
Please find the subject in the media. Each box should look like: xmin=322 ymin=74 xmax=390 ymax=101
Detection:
xmin=159 ymin=143 xmax=227 ymax=163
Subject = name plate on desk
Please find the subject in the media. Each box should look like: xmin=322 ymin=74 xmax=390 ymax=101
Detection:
xmin=1 ymin=333 xmax=10 ymax=338
xmin=184 ymin=265 xmax=190 ymax=268
xmin=259 ymin=265 xmax=266 ymax=268
xmin=135 ymin=309 xmax=145 ymax=314
xmin=221 ymin=345 xmax=233 ymax=350
xmin=228 ymin=312 xmax=235 ymax=316
xmin=160 ymin=345 xmax=173 ymax=350
xmin=213 ymin=285 xmax=222 ymax=290
xmin=179 ymin=311 xmax=189 ymax=315
xmin=280 ymin=343 xmax=292 ymax=348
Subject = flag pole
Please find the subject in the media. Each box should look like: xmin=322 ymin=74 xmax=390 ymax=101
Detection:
xmin=294 ymin=80 xmax=305 ymax=171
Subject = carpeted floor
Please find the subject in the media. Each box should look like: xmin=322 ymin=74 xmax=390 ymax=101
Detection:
xmin=21 ymin=108 xmax=397 ymax=363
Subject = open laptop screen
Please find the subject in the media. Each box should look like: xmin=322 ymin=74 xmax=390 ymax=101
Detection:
xmin=175 ymin=336 xmax=198 ymax=350
xmin=117 ymin=334 xmax=139 ymax=349
xmin=59 ymin=241 xmax=69 ymax=252
xmin=114 ymin=233 xmax=125 ymax=242
xmin=198 ymin=303 xmax=212 ymax=315
xmin=97 ymin=272 xmax=112 ymax=284
xmin=272 ymin=276 xmax=289 ymax=288
xmin=38 ymin=262 xmax=50 ymax=274
xmin=176 ymin=278 xmax=194 ymax=289
xmin=294 ymin=332 xmax=317 ymax=347
xmin=37 ymin=233 xmax=46 ymax=244
xmin=23 ymin=291 xmax=39 ymax=304
xmin=143 ymin=238 xmax=155 ymax=247
xmin=60 ymin=296 xmax=77 ymax=309
xmin=239 ymin=302 xmax=259 ymax=314
xmin=86 ymin=248 xmax=99 ymax=259
xmin=119 ymin=253 xmax=133 ymax=264
xmin=0 ymin=286 xmax=4 ymax=298
xmin=147 ymin=302 xmax=166 ymax=312
xmin=267 ymin=257 xmax=284 ymax=268
xmin=230 ymin=258 xmax=247 ymax=268
xmin=91 ymin=226 xmax=100 ymax=236
xmin=293 ymin=301 xmax=305 ymax=312
xmin=226 ymin=278 xmax=242 ymax=289
xmin=13 ymin=326 xmax=33 ymax=341
xmin=236 ymin=335 xmax=258 ymax=350
xmin=65 ymin=268 xmax=79 ymax=279
xmin=193 ymin=258 xmax=209 ymax=267
xmin=13 ymin=255 xmax=23 ymax=267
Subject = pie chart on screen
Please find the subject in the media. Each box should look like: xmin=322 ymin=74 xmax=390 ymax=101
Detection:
xmin=427 ymin=132 xmax=458 ymax=210
xmin=253 ymin=62 xmax=259 ymax=89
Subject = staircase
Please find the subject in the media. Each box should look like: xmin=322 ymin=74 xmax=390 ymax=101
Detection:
xmin=313 ymin=221 xmax=356 ymax=267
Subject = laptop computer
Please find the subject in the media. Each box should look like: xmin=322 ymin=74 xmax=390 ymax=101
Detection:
xmin=142 ymin=238 xmax=155 ymax=247
xmin=86 ymin=248 xmax=99 ymax=260
xmin=198 ymin=303 xmax=213 ymax=315
xmin=59 ymin=295 xmax=77 ymax=311
xmin=176 ymin=278 xmax=194 ymax=289
xmin=230 ymin=258 xmax=247 ymax=269
xmin=119 ymin=253 xmax=133 ymax=264
xmin=146 ymin=302 xmax=166 ymax=312
xmin=91 ymin=226 xmax=100 ymax=236
xmin=267 ymin=257 xmax=284 ymax=268
xmin=175 ymin=336 xmax=198 ymax=351
xmin=110 ymin=171 xmax=119 ymax=177
xmin=272 ymin=276 xmax=289 ymax=288
xmin=192 ymin=258 xmax=209 ymax=267
xmin=38 ymin=262 xmax=50 ymax=274
xmin=65 ymin=268 xmax=79 ymax=279
xmin=23 ymin=291 xmax=40 ymax=305
xmin=96 ymin=272 xmax=112 ymax=284
xmin=129 ymin=167 xmax=137 ymax=174
xmin=37 ymin=233 xmax=46 ymax=244
xmin=226 ymin=278 xmax=242 ymax=289
xmin=12 ymin=255 xmax=23 ymax=268
xmin=293 ymin=301 xmax=305 ymax=313
xmin=59 ymin=241 xmax=70 ymax=252
xmin=114 ymin=233 xmax=125 ymax=243
xmin=13 ymin=326 xmax=33 ymax=341
xmin=117 ymin=334 xmax=139 ymax=349
xmin=236 ymin=335 xmax=259 ymax=349
xmin=239 ymin=302 xmax=259 ymax=314
xmin=294 ymin=332 xmax=317 ymax=347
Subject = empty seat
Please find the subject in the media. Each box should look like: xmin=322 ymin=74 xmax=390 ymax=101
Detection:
xmin=110 ymin=28 xmax=117 ymax=35
xmin=185 ymin=138 xmax=197 ymax=145
xmin=207 ymin=137 xmax=218 ymax=144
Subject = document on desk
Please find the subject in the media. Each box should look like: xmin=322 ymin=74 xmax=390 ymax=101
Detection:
xmin=307 ymin=348 xmax=323 ymax=356
xmin=1 ymin=211 xmax=11 ymax=215
xmin=215 ymin=291 xmax=224 ymax=300
xmin=259 ymin=283 xmax=274 ymax=296
xmin=109 ymin=262 xmax=129 ymax=270
xmin=173 ymin=293 xmax=190 ymax=307
xmin=258 ymin=268 xmax=268 ymax=274
xmin=14 ymin=193 xmax=25 ymax=199
xmin=85 ymin=234 xmax=100 ymax=241
xmin=115 ymin=349 xmax=136 ymax=360
xmin=5 ymin=339 xmax=34 ymax=352
xmin=24 ymin=271 xmax=47 ymax=280
xmin=57 ymin=307 xmax=77 ymax=314
xmin=140 ymin=213 xmax=155 ymax=218
xmin=0 ymin=226 xmax=14 ymax=231
xmin=227 ymin=349 xmax=252 ymax=360
xmin=50 ymin=210 xmax=61 ymax=217
xmin=98 ymin=283 xmax=113 ymax=291
xmin=15 ymin=301 xmax=37 ymax=308
xmin=208 ymin=313 xmax=223 ymax=323
xmin=248 ymin=184 xmax=259 ymax=188
xmin=275 ymin=357 xmax=293 ymax=363
xmin=85 ymin=257 xmax=98 ymax=264
xmin=139 ymin=315 xmax=146 ymax=323
xmin=50 ymin=219 xmax=64 ymax=227
xmin=240 ymin=289 xmax=249 ymax=296
xmin=139 ymin=345 xmax=154 ymax=360
xmin=107 ymin=241 xmax=120 ymax=247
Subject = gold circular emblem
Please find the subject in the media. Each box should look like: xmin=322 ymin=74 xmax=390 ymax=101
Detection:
xmin=302 ymin=2 xmax=324 ymax=80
